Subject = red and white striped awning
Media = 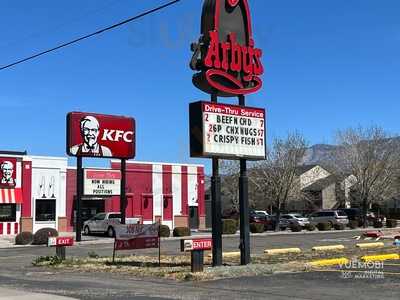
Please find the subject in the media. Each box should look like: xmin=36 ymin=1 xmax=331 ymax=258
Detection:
xmin=0 ymin=188 xmax=23 ymax=204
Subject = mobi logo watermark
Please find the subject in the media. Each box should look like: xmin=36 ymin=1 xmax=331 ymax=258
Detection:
xmin=190 ymin=0 xmax=264 ymax=97
xmin=339 ymin=261 xmax=385 ymax=280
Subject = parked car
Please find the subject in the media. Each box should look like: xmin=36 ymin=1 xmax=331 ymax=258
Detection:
xmin=338 ymin=208 xmax=384 ymax=226
xmin=308 ymin=210 xmax=349 ymax=226
xmin=83 ymin=212 xmax=140 ymax=237
xmin=279 ymin=214 xmax=310 ymax=230
xmin=250 ymin=211 xmax=276 ymax=230
xmin=254 ymin=210 xmax=269 ymax=216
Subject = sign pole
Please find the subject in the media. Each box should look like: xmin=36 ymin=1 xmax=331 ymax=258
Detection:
xmin=211 ymin=93 xmax=223 ymax=267
xmin=158 ymin=224 xmax=161 ymax=267
xmin=76 ymin=156 xmax=83 ymax=242
xmin=112 ymin=239 xmax=116 ymax=264
xmin=238 ymin=95 xmax=250 ymax=265
xmin=120 ymin=159 xmax=127 ymax=225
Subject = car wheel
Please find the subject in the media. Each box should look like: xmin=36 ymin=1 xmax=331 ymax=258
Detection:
xmin=84 ymin=226 xmax=91 ymax=235
xmin=107 ymin=226 xmax=115 ymax=238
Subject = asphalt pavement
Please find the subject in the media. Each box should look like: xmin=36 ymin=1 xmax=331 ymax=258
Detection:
xmin=0 ymin=231 xmax=399 ymax=299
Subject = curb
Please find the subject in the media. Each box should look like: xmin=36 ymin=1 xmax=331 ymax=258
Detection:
xmin=312 ymin=245 xmax=345 ymax=252
xmin=264 ymin=248 xmax=302 ymax=255
xmin=207 ymin=251 xmax=240 ymax=258
xmin=308 ymin=257 xmax=349 ymax=267
xmin=361 ymin=253 xmax=400 ymax=262
xmin=356 ymin=242 xmax=385 ymax=249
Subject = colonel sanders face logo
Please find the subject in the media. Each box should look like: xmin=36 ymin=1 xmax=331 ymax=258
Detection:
xmin=69 ymin=116 xmax=112 ymax=157
xmin=190 ymin=0 xmax=264 ymax=97
xmin=1 ymin=161 xmax=15 ymax=185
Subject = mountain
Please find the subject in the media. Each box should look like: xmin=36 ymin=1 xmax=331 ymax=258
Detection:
xmin=301 ymin=144 xmax=339 ymax=166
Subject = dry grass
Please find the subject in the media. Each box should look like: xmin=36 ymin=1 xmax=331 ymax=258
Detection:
xmin=32 ymin=246 xmax=400 ymax=281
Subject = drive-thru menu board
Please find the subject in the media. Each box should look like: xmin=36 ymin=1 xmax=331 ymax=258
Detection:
xmin=190 ymin=101 xmax=266 ymax=159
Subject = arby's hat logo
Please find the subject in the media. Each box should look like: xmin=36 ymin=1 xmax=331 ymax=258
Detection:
xmin=190 ymin=0 xmax=263 ymax=97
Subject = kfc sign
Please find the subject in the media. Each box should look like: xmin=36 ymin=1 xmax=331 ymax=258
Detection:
xmin=190 ymin=0 xmax=263 ymax=97
xmin=66 ymin=112 xmax=135 ymax=159
xmin=0 ymin=157 xmax=17 ymax=188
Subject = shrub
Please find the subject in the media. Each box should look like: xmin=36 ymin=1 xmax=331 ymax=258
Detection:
xmin=305 ymin=223 xmax=316 ymax=231
xmin=348 ymin=220 xmax=359 ymax=229
xmin=222 ymin=219 xmax=238 ymax=234
xmin=88 ymin=251 xmax=99 ymax=258
xmin=317 ymin=222 xmax=332 ymax=231
xmin=32 ymin=228 xmax=58 ymax=245
xmin=290 ymin=224 xmax=302 ymax=232
xmin=159 ymin=225 xmax=170 ymax=237
xmin=15 ymin=231 xmax=34 ymax=245
xmin=334 ymin=223 xmax=345 ymax=230
xmin=173 ymin=227 xmax=191 ymax=237
xmin=250 ymin=223 xmax=264 ymax=233
xmin=373 ymin=220 xmax=384 ymax=228
xmin=386 ymin=219 xmax=398 ymax=228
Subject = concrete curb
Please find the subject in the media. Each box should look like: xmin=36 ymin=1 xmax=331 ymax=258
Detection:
xmin=361 ymin=253 xmax=400 ymax=262
xmin=312 ymin=245 xmax=345 ymax=252
xmin=308 ymin=257 xmax=349 ymax=267
xmin=356 ymin=242 xmax=385 ymax=249
xmin=264 ymin=248 xmax=301 ymax=255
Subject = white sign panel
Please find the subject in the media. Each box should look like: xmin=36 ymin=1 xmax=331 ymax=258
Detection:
xmin=195 ymin=102 xmax=266 ymax=159
xmin=84 ymin=169 xmax=121 ymax=196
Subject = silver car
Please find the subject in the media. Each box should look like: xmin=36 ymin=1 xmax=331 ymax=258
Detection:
xmin=279 ymin=214 xmax=310 ymax=230
xmin=308 ymin=210 xmax=349 ymax=226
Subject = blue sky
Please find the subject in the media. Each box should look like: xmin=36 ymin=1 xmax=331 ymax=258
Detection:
xmin=1 ymin=0 xmax=399 ymax=173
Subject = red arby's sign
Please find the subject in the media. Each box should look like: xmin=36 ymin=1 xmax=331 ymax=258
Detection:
xmin=190 ymin=0 xmax=263 ymax=97
xmin=66 ymin=112 xmax=135 ymax=159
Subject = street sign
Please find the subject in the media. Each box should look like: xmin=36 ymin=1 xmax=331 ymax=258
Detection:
xmin=66 ymin=112 xmax=135 ymax=159
xmin=190 ymin=101 xmax=266 ymax=159
xmin=48 ymin=236 xmax=74 ymax=247
xmin=181 ymin=238 xmax=212 ymax=252
xmin=84 ymin=169 xmax=121 ymax=196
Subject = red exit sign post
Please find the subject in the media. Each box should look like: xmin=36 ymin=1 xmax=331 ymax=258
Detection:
xmin=181 ymin=238 xmax=213 ymax=272
xmin=48 ymin=236 xmax=74 ymax=260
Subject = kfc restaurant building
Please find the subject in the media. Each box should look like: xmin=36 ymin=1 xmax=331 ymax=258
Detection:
xmin=0 ymin=153 xmax=205 ymax=236
xmin=65 ymin=161 xmax=206 ymax=232
xmin=0 ymin=151 xmax=68 ymax=236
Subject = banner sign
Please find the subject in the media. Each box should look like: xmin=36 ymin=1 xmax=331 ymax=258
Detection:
xmin=190 ymin=101 xmax=266 ymax=159
xmin=190 ymin=0 xmax=263 ymax=97
xmin=181 ymin=238 xmax=213 ymax=252
xmin=66 ymin=112 xmax=135 ymax=159
xmin=84 ymin=169 xmax=121 ymax=196
xmin=114 ymin=223 xmax=159 ymax=251
xmin=0 ymin=157 xmax=17 ymax=188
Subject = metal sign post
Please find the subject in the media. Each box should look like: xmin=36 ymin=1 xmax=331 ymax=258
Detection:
xmin=120 ymin=159 xmax=127 ymax=225
xmin=238 ymin=95 xmax=250 ymax=265
xmin=211 ymin=93 xmax=223 ymax=267
xmin=76 ymin=156 xmax=83 ymax=242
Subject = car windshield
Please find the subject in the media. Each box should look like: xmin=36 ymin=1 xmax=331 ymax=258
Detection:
xmin=109 ymin=214 xmax=121 ymax=219
xmin=337 ymin=211 xmax=347 ymax=216
xmin=292 ymin=214 xmax=303 ymax=218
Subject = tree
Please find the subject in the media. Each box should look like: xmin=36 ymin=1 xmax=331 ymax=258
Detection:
xmin=334 ymin=126 xmax=400 ymax=226
xmin=250 ymin=132 xmax=309 ymax=230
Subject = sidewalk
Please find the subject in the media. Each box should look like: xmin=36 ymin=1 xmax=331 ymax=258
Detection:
xmin=0 ymin=287 xmax=77 ymax=299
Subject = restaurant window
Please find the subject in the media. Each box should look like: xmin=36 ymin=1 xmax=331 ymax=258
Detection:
xmin=0 ymin=204 xmax=16 ymax=222
xmin=35 ymin=199 xmax=56 ymax=222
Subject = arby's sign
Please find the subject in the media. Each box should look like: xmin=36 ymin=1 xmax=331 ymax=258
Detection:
xmin=66 ymin=112 xmax=135 ymax=159
xmin=190 ymin=0 xmax=264 ymax=97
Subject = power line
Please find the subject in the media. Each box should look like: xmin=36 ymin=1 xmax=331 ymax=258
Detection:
xmin=0 ymin=0 xmax=181 ymax=71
